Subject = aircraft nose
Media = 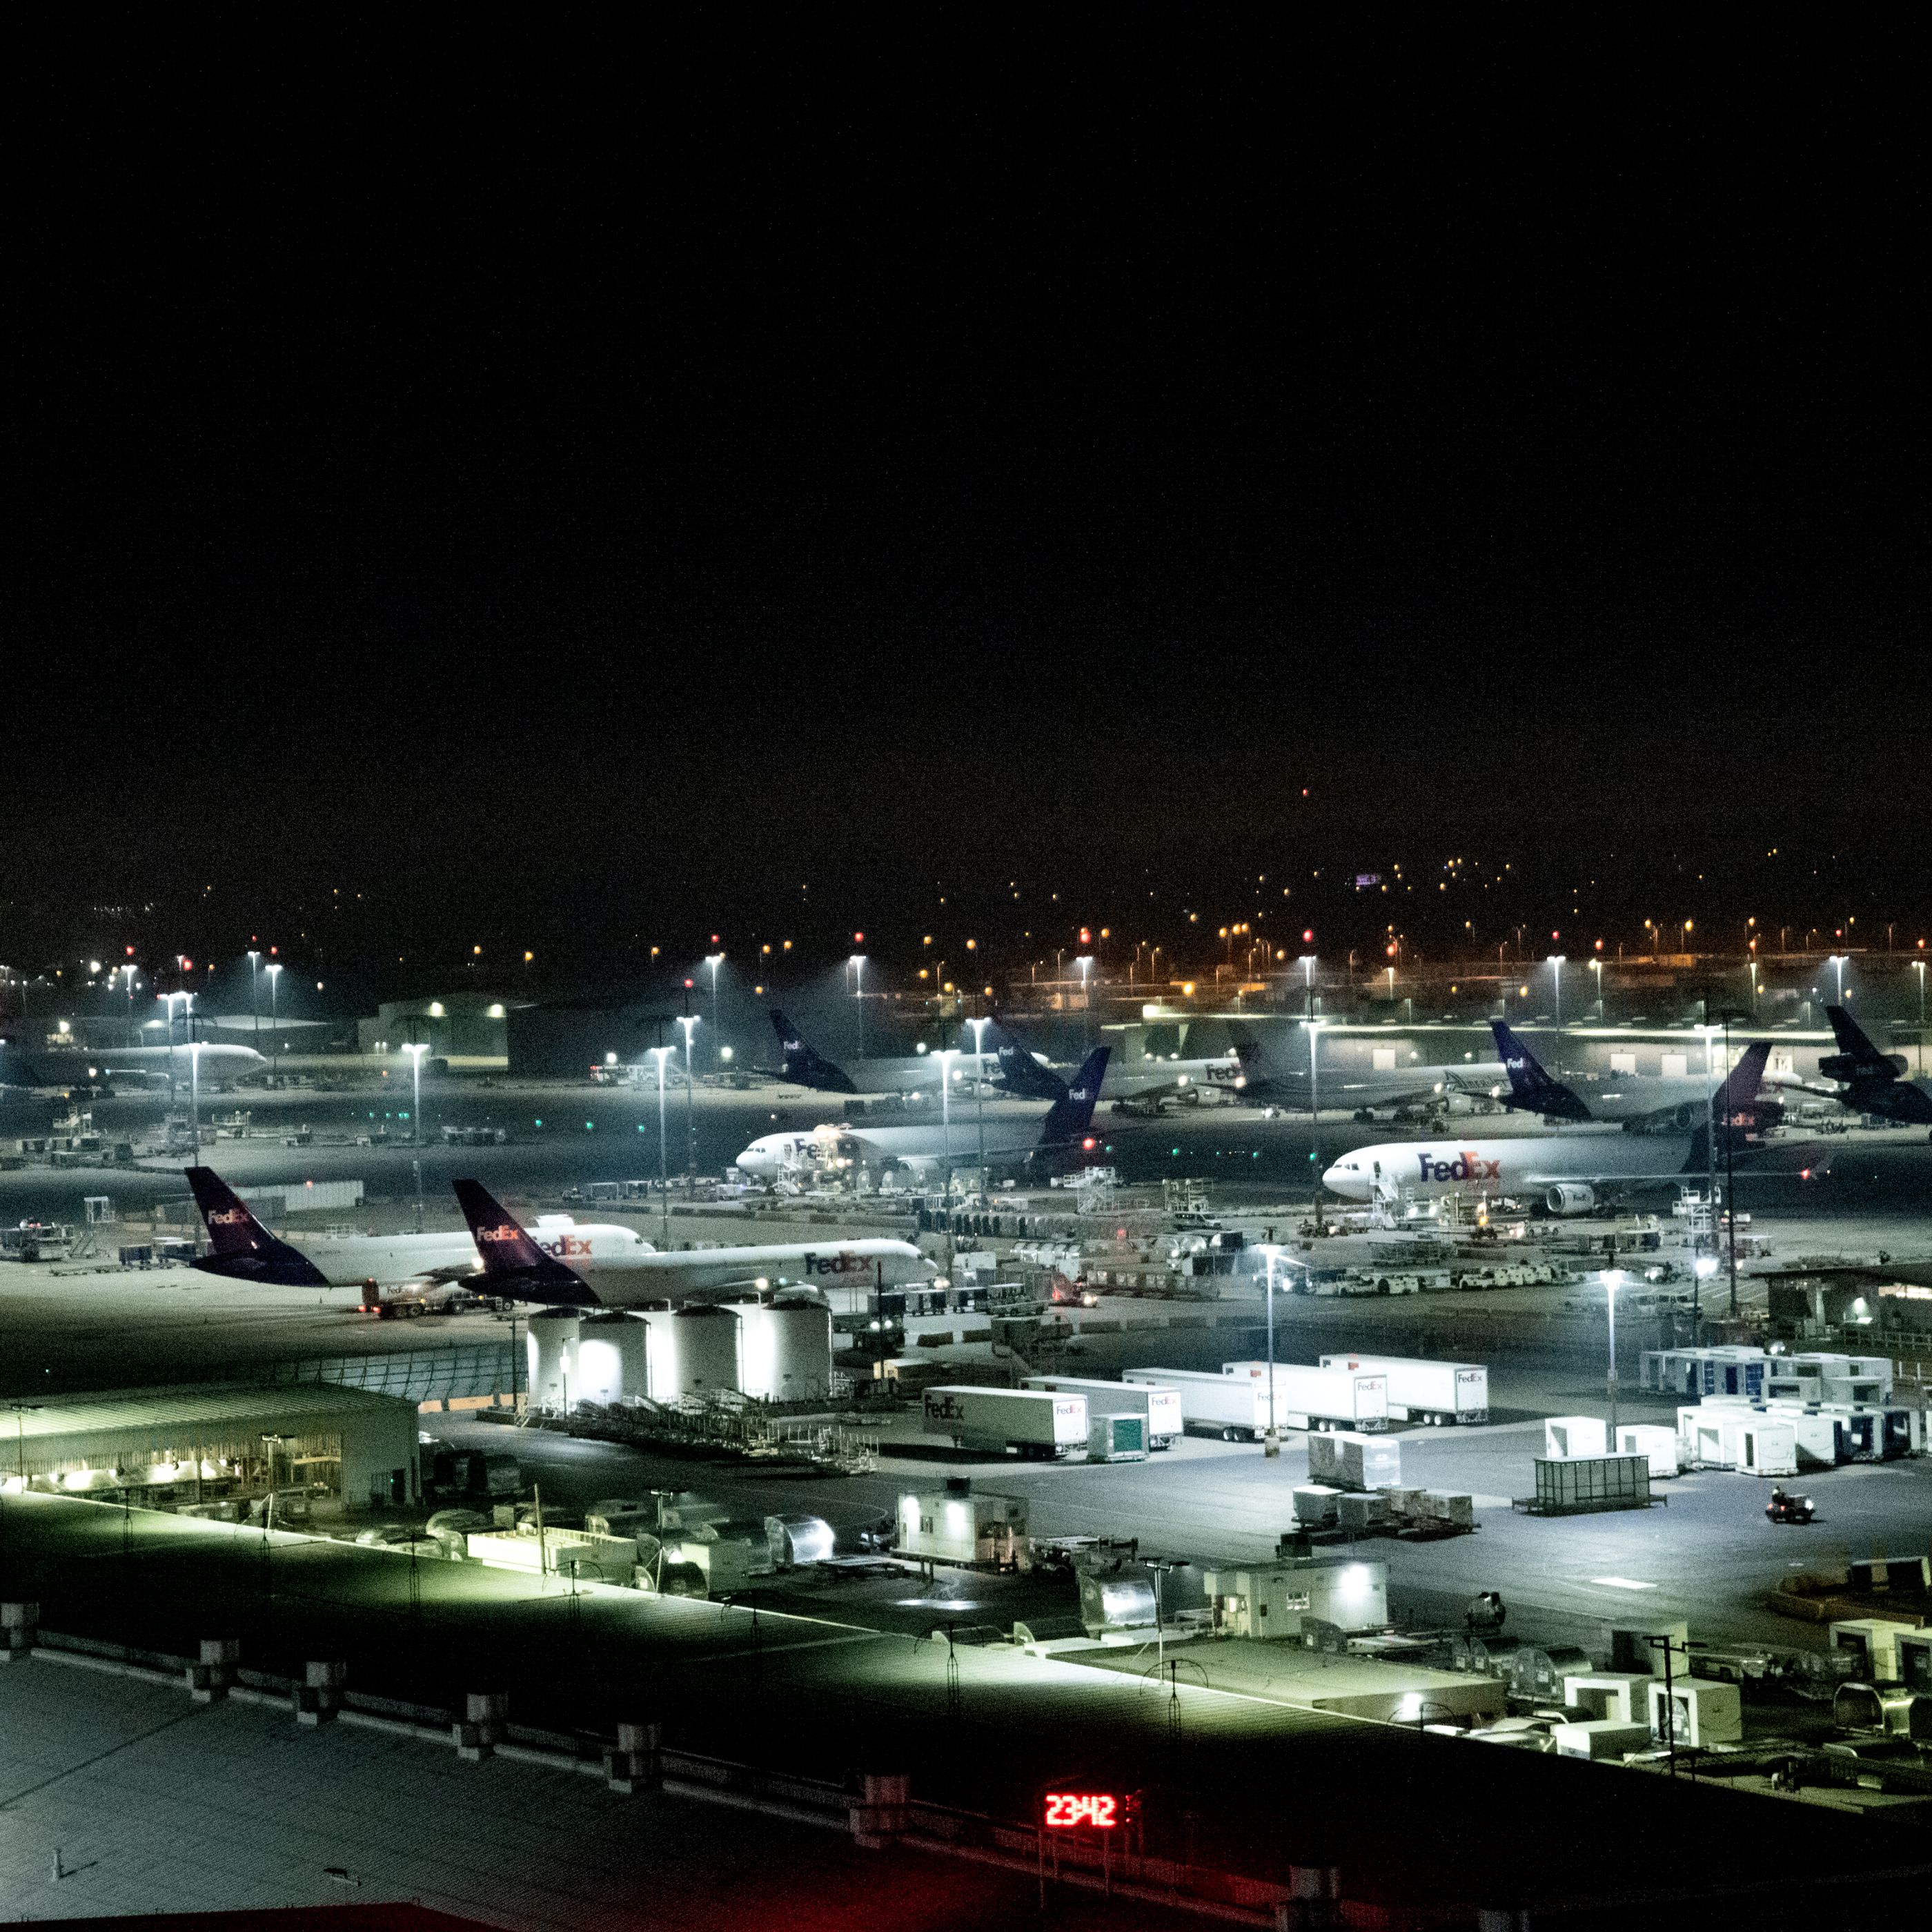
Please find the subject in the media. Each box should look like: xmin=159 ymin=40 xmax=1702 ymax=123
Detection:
xmin=1321 ymin=1161 xmax=1350 ymax=1196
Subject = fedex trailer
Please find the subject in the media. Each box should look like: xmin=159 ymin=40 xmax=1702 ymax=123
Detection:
xmin=1023 ymin=1375 xmax=1184 ymax=1449
xmin=923 ymin=1386 xmax=1087 ymax=1458
xmin=1221 ymin=1362 xmax=1389 ymax=1433
xmin=1317 ymin=1354 xmax=1489 ymax=1425
xmin=1125 ymin=1368 xmax=1274 ymax=1441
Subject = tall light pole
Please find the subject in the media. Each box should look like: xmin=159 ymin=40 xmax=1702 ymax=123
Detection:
xmin=651 ymin=1045 xmax=672 ymax=1241
xmin=186 ymin=996 xmax=201 ymax=1165
xmin=246 ymin=949 xmax=261 ymax=1061
xmin=1077 ymin=956 xmax=1094 ymax=1048
xmin=1831 ymin=954 xmax=1846 ymax=1005
xmin=849 ymin=955 xmax=867 ymax=1060
xmin=265 ymin=964 xmax=283 ymax=1085
xmin=161 ymin=992 xmax=190 ymax=1136
xmin=404 ymin=1043 xmax=427 ymax=1231
xmin=936 ymin=1047 xmax=957 ymax=1201
xmin=1548 ymin=955 xmax=1565 ymax=1027
xmin=704 ymin=954 xmax=724 ymax=1063
xmin=1589 ymin=956 xmax=1603 ymax=1018
xmin=678 ymin=1016 xmax=698 ymax=1179
xmin=1604 ymin=1267 xmax=1623 ymax=1439
xmin=1259 ymin=1243 xmax=1281 ymax=1458
xmin=967 ymin=1016 xmax=989 ymax=1170
xmin=1308 ymin=1018 xmax=1326 ymax=1236
xmin=1916 ymin=959 xmax=1927 ymax=1076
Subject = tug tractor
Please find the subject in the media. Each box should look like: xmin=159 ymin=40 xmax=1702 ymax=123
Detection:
xmin=1766 ymin=1487 xmax=1816 ymax=1526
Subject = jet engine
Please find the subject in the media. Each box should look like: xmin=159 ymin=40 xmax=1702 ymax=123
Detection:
xmin=1544 ymin=1183 xmax=1597 ymax=1216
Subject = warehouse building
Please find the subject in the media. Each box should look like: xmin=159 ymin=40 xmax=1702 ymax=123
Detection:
xmin=1 ymin=1383 xmax=422 ymax=1513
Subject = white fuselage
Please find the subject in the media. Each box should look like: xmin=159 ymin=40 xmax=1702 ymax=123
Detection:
xmin=736 ymin=1118 xmax=1061 ymax=1179
xmin=1105 ymin=1054 xmax=1243 ymax=1099
xmin=549 ymin=1236 xmax=936 ymax=1308
xmin=299 ymin=1217 xmax=649 ymax=1287
xmin=1324 ymin=1130 xmax=1696 ymax=1202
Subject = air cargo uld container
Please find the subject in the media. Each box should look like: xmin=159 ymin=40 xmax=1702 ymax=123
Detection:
xmin=923 ymin=1386 xmax=1087 ymax=1458
xmin=1125 ymin=1368 xmax=1275 ymax=1440
xmin=1544 ymin=1415 xmax=1608 ymax=1459
xmin=1219 ymin=1362 xmax=1390 ymax=1433
xmin=1087 ymin=1413 xmax=1147 ymax=1463
xmin=1317 ymin=1354 xmax=1489 ymax=1424
xmin=1023 ymin=1375 xmax=1183 ymax=1449
xmin=1613 ymin=1425 xmax=1680 ymax=1478
xmin=1307 ymin=1431 xmax=1401 ymax=1492
xmin=1530 ymin=1454 xmax=1651 ymax=1514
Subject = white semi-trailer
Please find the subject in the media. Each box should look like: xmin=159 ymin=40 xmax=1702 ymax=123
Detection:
xmin=1316 ymin=1354 xmax=1490 ymax=1425
xmin=1123 ymin=1368 xmax=1275 ymax=1441
xmin=1022 ymin=1375 xmax=1184 ymax=1450
xmin=1219 ymin=1362 xmax=1390 ymax=1432
xmin=923 ymin=1386 xmax=1087 ymax=1458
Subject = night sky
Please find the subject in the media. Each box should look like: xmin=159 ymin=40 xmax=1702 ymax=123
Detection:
xmin=12 ymin=19 xmax=1924 ymax=977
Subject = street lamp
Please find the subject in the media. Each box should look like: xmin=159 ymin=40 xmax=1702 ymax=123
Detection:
xmin=1693 ymin=1253 xmax=1717 ymax=1349
xmin=1831 ymin=954 xmax=1846 ymax=1005
xmin=1916 ymin=959 xmax=1927 ymax=1076
xmin=678 ymin=1016 xmax=699 ymax=1178
xmin=404 ymin=1043 xmax=428 ymax=1232
xmin=246 ymin=949 xmax=261 ymax=1059
xmin=1589 ymin=956 xmax=1603 ymax=1019
xmin=264 ymin=963 xmax=284 ymax=1085
xmin=1077 ymin=956 xmax=1094 ymax=1047
xmin=849 ymin=955 xmax=867 ymax=1060
xmin=1308 ymin=1018 xmax=1327 ymax=1235
xmin=1548 ymin=955 xmax=1566 ymax=1027
xmin=966 ymin=1016 xmax=989 ymax=1170
xmin=936 ymin=1048 xmax=957 ymax=1183
xmin=650 ymin=1045 xmax=673 ymax=1241
xmin=1258 ymin=1244 xmax=1283 ymax=1457
xmin=704 ymin=954 xmax=724 ymax=1061
xmin=1603 ymin=1268 xmax=1624 ymax=1438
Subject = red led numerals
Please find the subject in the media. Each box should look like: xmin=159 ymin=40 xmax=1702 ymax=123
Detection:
xmin=1045 ymin=1793 xmax=1118 ymax=1829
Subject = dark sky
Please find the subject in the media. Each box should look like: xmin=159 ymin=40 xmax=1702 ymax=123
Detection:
xmin=11 ymin=17 xmax=1926 ymax=969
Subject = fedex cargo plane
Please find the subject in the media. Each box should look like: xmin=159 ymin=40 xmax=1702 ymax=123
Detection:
xmin=734 ymin=1046 xmax=1110 ymax=1182
xmin=1490 ymin=1023 xmax=1776 ymax=1130
xmin=185 ymin=1165 xmax=649 ymax=1289
xmin=453 ymin=1179 xmax=935 ymax=1307
xmin=762 ymin=1010 xmax=992 ymax=1098
xmin=1 ymin=1039 xmax=266 ymax=1094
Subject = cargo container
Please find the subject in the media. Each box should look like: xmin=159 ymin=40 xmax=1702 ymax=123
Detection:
xmin=1648 ymin=1677 xmax=1742 ymax=1746
xmin=1552 ymin=1719 xmax=1650 ymax=1761
xmin=1613 ymin=1425 xmax=1680 ymax=1478
xmin=1124 ymin=1367 xmax=1274 ymax=1440
xmin=1022 ymin=1375 xmax=1183 ymax=1449
xmin=1675 ymin=1408 xmax=1797 ymax=1475
xmin=1831 ymin=1617 xmax=1919 ymax=1681
xmin=1219 ymin=1362 xmax=1390 ymax=1433
xmin=1528 ymin=1453 xmax=1652 ymax=1514
xmin=1543 ymin=1415 xmax=1607 ymax=1459
xmin=1564 ymin=1673 xmax=1655 ymax=1722
xmin=1087 ymin=1413 xmax=1147 ymax=1463
xmin=923 ymin=1386 xmax=1087 ymax=1458
xmin=1317 ymin=1354 xmax=1489 ymax=1424
xmin=1307 ymin=1431 xmax=1402 ymax=1492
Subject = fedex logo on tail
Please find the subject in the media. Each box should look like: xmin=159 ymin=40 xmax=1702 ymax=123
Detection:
xmin=477 ymin=1224 xmax=523 ymax=1245
xmin=1417 ymin=1151 xmax=1503 ymax=1183
xmin=207 ymin=1208 xmax=253 ymax=1228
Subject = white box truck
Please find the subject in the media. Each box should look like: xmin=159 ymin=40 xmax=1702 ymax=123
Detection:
xmin=1125 ymin=1368 xmax=1275 ymax=1441
xmin=1316 ymin=1354 xmax=1490 ymax=1424
xmin=923 ymin=1386 xmax=1087 ymax=1458
xmin=1023 ymin=1375 xmax=1184 ymax=1449
xmin=1221 ymin=1362 xmax=1389 ymax=1432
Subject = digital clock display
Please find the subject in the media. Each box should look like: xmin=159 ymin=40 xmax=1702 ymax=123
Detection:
xmin=1044 ymin=1793 xmax=1118 ymax=1830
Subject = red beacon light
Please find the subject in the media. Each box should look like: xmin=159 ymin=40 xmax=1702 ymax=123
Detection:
xmin=1044 ymin=1793 xmax=1118 ymax=1830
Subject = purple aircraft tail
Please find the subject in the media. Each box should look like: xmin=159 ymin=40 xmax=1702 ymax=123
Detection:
xmin=184 ymin=1165 xmax=329 ymax=1286
xmin=452 ymin=1179 xmax=599 ymax=1307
